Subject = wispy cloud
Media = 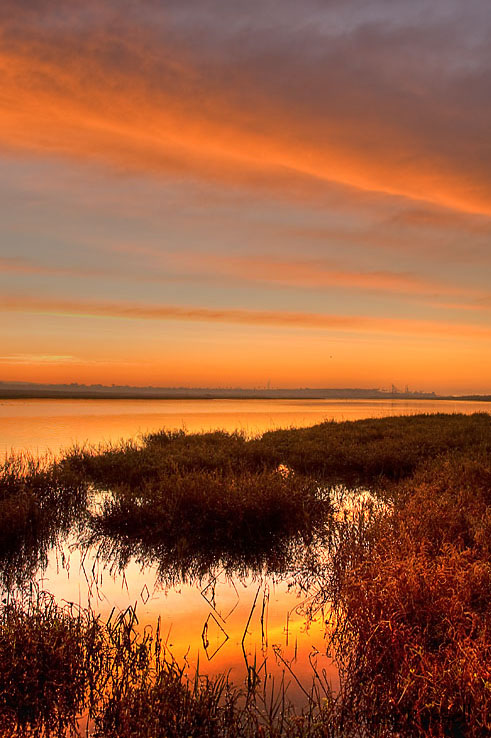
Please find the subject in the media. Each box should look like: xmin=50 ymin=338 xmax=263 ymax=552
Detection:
xmin=0 ymin=257 xmax=104 ymax=278
xmin=0 ymin=1 xmax=490 ymax=214
xmin=1 ymin=295 xmax=489 ymax=340
xmin=0 ymin=353 xmax=77 ymax=364
xmin=170 ymin=253 xmax=487 ymax=300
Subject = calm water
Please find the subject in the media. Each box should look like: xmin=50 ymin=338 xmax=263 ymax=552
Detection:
xmin=1 ymin=397 xmax=489 ymax=457
xmin=28 ymin=524 xmax=336 ymax=708
xmin=1 ymin=398 xmax=489 ymax=722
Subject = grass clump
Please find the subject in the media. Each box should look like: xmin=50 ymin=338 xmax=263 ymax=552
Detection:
xmin=0 ymin=455 xmax=87 ymax=589
xmin=0 ymin=590 xmax=103 ymax=737
xmin=327 ymin=451 xmax=491 ymax=737
xmin=62 ymin=430 xmax=254 ymax=488
xmin=95 ymin=651 xmax=245 ymax=738
xmin=86 ymin=470 xmax=331 ymax=581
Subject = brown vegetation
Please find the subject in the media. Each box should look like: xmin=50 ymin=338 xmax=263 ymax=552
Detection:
xmin=0 ymin=455 xmax=86 ymax=589
xmin=0 ymin=413 xmax=489 ymax=736
xmin=326 ymin=451 xmax=491 ymax=737
xmin=85 ymin=469 xmax=331 ymax=582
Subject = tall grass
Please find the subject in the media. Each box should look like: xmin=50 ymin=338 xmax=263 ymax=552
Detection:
xmin=255 ymin=412 xmax=491 ymax=483
xmin=325 ymin=451 xmax=491 ymax=737
xmin=0 ymin=413 xmax=489 ymax=736
xmin=0 ymin=591 xmax=340 ymax=738
xmin=61 ymin=430 xmax=255 ymax=488
xmin=61 ymin=413 xmax=491 ymax=490
xmin=0 ymin=589 xmax=103 ymax=737
xmin=85 ymin=469 xmax=332 ymax=583
xmin=0 ymin=454 xmax=87 ymax=589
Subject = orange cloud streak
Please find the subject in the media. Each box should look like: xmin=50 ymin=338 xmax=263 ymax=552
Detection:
xmin=6 ymin=253 xmax=488 ymax=306
xmin=1 ymin=294 xmax=490 ymax=340
xmin=170 ymin=253 xmax=487 ymax=299
xmin=0 ymin=257 xmax=103 ymax=278
xmin=0 ymin=37 xmax=490 ymax=216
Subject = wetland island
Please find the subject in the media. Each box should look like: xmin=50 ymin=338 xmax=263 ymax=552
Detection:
xmin=1 ymin=411 xmax=490 ymax=737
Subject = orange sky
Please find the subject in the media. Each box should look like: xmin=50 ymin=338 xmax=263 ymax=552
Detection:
xmin=0 ymin=1 xmax=490 ymax=393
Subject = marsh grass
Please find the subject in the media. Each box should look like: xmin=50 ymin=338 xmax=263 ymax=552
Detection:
xmin=0 ymin=454 xmax=87 ymax=588
xmin=0 ymin=589 xmax=103 ymax=737
xmin=60 ymin=414 xmax=491 ymax=492
xmin=324 ymin=450 xmax=491 ymax=737
xmin=61 ymin=430 xmax=255 ymax=489
xmin=0 ymin=591 xmax=340 ymax=738
xmin=85 ymin=470 xmax=332 ymax=583
xmin=255 ymin=412 xmax=491 ymax=483
xmin=0 ymin=413 xmax=490 ymax=736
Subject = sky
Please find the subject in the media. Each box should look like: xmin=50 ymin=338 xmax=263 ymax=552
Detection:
xmin=0 ymin=0 xmax=490 ymax=393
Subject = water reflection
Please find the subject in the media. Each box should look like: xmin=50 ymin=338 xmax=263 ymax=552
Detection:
xmin=1 ymin=493 xmax=343 ymax=709
xmin=83 ymin=526 xmax=329 ymax=590
xmin=2 ymin=397 xmax=489 ymax=457
xmin=0 ymin=479 xmax=391 ymax=730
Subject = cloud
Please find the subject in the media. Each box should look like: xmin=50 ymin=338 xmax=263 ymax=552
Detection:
xmin=0 ymin=257 xmax=104 ymax=278
xmin=1 ymin=294 xmax=489 ymax=340
xmin=0 ymin=353 xmax=77 ymax=364
xmin=168 ymin=252 xmax=488 ymax=300
xmin=4 ymin=251 xmax=488 ymax=309
xmin=0 ymin=1 xmax=490 ymax=214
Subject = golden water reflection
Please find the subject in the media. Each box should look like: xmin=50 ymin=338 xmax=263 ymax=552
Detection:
xmin=2 ymin=399 xmax=489 ymax=720
xmin=36 ymin=532 xmax=336 ymax=706
xmin=1 ymin=397 xmax=489 ymax=457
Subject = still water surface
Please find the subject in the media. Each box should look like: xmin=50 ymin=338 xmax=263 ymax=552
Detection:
xmin=1 ymin=398 xmax=489 ymax=722
xmin=1 ymin=397 xmax=489 ymax=457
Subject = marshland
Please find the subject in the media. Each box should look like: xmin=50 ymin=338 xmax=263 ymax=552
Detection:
xmin=0 ymin=404 xmax=490 ymax=737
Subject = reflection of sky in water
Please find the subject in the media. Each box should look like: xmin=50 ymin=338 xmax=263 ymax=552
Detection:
xmin=1 ymin=397 xmax=489 ymax=457
xmin=2 ymin=484 xmax=387 ymax=706
xmin=1 ymin=400 xmax=487 ymax=710
xmin=22 ymin=525 xmax=338 ymax=706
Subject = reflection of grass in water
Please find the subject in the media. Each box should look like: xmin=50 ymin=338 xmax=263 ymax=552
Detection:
xmin=84 ymin=470 xmax=332 ymax=585
xmin=84 ymin=525 xmax=330 ymax=589
xmin=0 ymin=414 xmax=490 ymax=736
xmin=0 ymin=454 xmax=87 ymax=589
xmin=0 ymin=590 xmax=336 ymax=738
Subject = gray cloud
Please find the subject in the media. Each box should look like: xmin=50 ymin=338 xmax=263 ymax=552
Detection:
xmin=1 ymin=1 xmax=490 ymax=212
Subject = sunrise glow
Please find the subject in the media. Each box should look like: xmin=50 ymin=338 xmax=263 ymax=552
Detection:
xmin=1 ymin=1 xmax=490 ymax=393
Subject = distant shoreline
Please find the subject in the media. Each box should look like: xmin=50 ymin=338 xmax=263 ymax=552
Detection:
xmin=0 ymin=386 xmax=489 ymax=402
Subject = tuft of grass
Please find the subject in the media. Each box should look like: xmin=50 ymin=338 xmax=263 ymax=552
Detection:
xmin=85 ymin=470 xmax=332 ymax=583
xmin=0 ymin=454 xmax=87 ymax=589
xmin=0 ymin=590 xmax=103 ymax=737
xmin=61 ymin=430 xmax=255 ymax=488
xmin=325 ymin=451 xmax=491 ymax=737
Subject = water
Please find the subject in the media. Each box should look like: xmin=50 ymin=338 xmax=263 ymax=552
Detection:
xmin=1 ymin=397 xmax=489 ymax=457
xmin=1 ymin=398 xmax=488 ymax=725
xmin=26 ymin=522 xmax=336 ymax=705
